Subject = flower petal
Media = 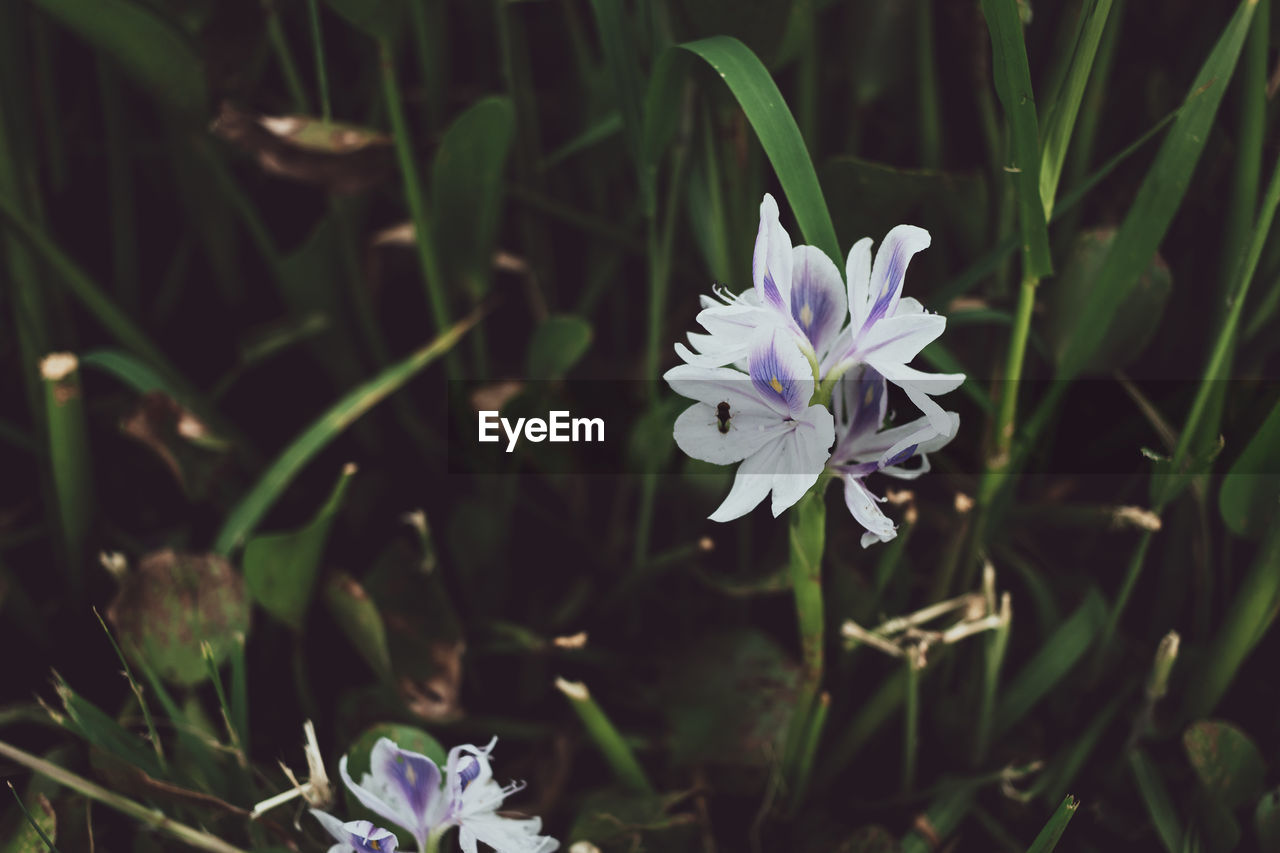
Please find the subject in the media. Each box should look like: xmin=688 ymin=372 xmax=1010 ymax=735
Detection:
xmin=673 ymin=403 xmax=792 ymax=466
xmin=857 ymin=313 xmax=946 ymax=365
xmin=769 ymin=405 xmax=836 ymax=515
xmin=843 ymin=476 xmax=897 ymax=547
xmin=338 ymin=756 xmax=419 ymax=845
xmin=863 ymin=224 xmax=930 ymax=328
xmin=789 ymin=245 xmax=848 ymax=358
xmin=870 ymin=361 xmax=964 ymax=437
xmin=461 ymin=813 xmax=559 ymax=853
xmin=747 ymin=329 xmax=813 ymax=419
xmin=370 ymin=738 xmax=442 ymax=833
xmin=846 ymin=237 xmax=873 ymax=331
xmin=753 ymin=194 xmax=794 ymax=311
xmin=663 ymin=364 xmax=774 ymax=416
xmin=708 ymin=438 xmax=785 ymax=522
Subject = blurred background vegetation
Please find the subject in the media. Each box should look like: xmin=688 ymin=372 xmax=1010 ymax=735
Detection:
xmin=2 ymin=0 xmax=1280 ymax=850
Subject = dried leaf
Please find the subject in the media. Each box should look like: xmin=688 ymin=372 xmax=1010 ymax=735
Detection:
xmin=211 ymin=102 xmax=393 ymax=193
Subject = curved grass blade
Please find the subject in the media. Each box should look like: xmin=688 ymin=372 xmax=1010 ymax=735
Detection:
xmin=213 ymin=311 xmax=479 ymax=555
xmin=992 ymin=588 xmax=1105 ymax=736
xmin=680 ymin=35 xmax=841 ymax=266
xmin=1057 ymin=0 xmax=1258 ymax=379
xmin=981 ymin=0 xmax=1052 ymax=278
xmin=1129 ymin=748 xmax=1183 ymax=853
xmin=27 ymin=0 xmax=205 ymax=116
xmin=243 ymin=463 xmax=357 ymax=631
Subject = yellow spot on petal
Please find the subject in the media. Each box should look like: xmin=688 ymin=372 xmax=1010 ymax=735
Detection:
xmin=864 ymin=385 xmax=874 ymax=406
xmin=405 ymin=764 xmax=415 ymax=784
xmin=800 ymin=303 xmax=813 ymax=327
xmin=770 ymin=376 xmax=784 ymax=394
xmin=371 ymin=842 xmax=381 ymax=851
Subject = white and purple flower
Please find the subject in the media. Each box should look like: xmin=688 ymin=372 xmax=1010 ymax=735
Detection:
xmin=318 ymin=736 xmax=557 ymax=853
xmin=828 ymin=367 xmax=958 ymax=547
xmin=666 ymin=192 xmax=962 ymax=537
xmin=820 ymin=225 xmax=963 ymax=438
xmin=665 ymin=327 xmax=835 ymax=521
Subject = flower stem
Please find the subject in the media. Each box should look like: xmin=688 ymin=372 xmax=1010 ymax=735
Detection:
xmin=0 ymin=740 xmax=249 ymax=853
xmin=780 ymin=486 xmax=826 ymax=807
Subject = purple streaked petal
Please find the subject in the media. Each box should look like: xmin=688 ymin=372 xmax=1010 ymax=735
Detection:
xmin=789 ymin=246 xmax=847 ymax=357
xmin=845 ymin=237 xmax=873 ymax=331
xmin=862 ymin=225 xmax=930 ymax=329
xmin=663 ymin=364 xmax=776 ymax=417
xmin=752 ymin=194 xmax=793 ymax=310
xmin=310 ymin=811 xmax=401 ymax=853
xmin=445 ymin=739 xmax=497 ymax=815
xmin=343 ymin=820 xmax=399 ymax=853
xmin=747 ymin=331 xmax=812 ymax=418
xmin=370 ymin=738 xmax=441 ymax=832
xmin=339 ymin=756 xmax=419 ymax=843
xmin=856 ymin=313 xmax=946 ymax=365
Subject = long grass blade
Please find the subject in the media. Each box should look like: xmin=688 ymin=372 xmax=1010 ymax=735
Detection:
xmin=680 ymin=36 xmax=841 ymax=266
xmin=1039 ymin=0 xmax=1113 ymax=216
xmin=1057 ymin=0 xmax=1258 ymax=379
xmin=213 ymin=311 xmax=478 ymax=554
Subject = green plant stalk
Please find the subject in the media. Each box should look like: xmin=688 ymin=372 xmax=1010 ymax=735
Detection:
xmin=555 ymin=679 xmax=654 ymax=794
xmin=213 ymin=311 xmax=479 ymax=554
xmin=261 ymin=0 xmax=309 ymax=112
xmin=979 ymin=272 xmax=1040 ymax=509
xmin=902 ymin=649 xmax=922 ymax=794
xmin=0 ymin=740 xmax=250 ymax=853
xmin=790 ymin=691 xmax=829 ymax=808
xmin=916 ymin=0 xmax=942 ymax=169
xmin=7 ymin=781 xmax=60 ymax=853
xmin=41 ymin=354 xmax=91 ymax=595
xmin=379 ymin=39 xmax=452 ymax=339
xmin=973 ymin=592 xmax=1011 ymax=764
xmin=201 ymin=642 xmax=245 ymax=766
xmin=305 ymin=0 xmax=330 ymax=122
xmin=93 ymin=608 xmax=165 ymax=772
xmin=900 ymin=783 xmax=977 ymax=853
xmin=1185 ymin=518 xmax=1280 ymax=721
xmin=781 ymin=487 xmax=826 ymax=801
xmin=795 ymin=0 xmax=818 ymax=148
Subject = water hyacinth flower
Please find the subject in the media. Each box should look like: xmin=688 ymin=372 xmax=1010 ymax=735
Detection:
xmin=666 ymin=192 xmax=963 ymax=532
xmin=829 ymin=367 xmax=958 ymax=546
xmin=819 ymin=225 xmax=964 ymax=438
xmin=330 ymin=736 xmax=558 ymax=853
xmin=665 ymin=327 xmax=834 ymax=521
xmin=310 ymin=811 xmax=400 ymax=853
